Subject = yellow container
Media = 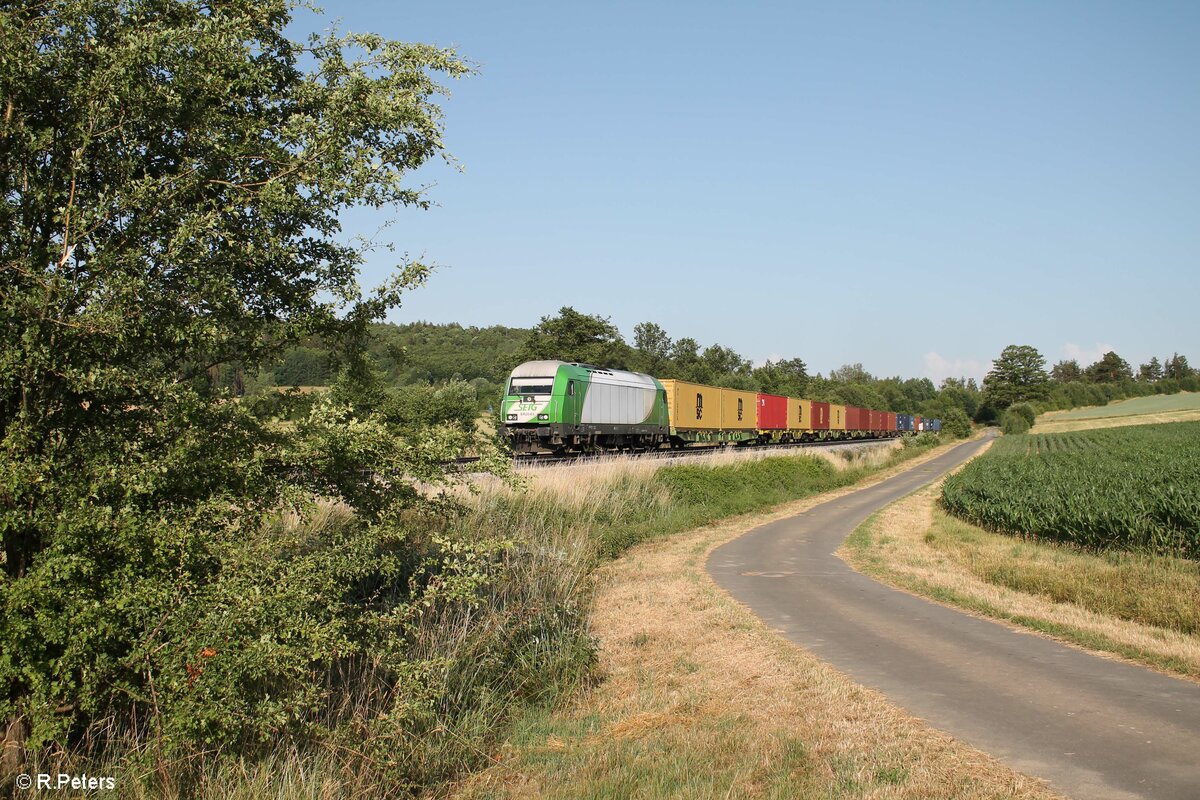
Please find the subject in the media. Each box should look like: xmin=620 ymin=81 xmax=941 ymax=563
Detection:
xmin=828 ymin=403 xmax=847 ymax=431
xmin=787 ymin=397 xmax=812 ymax=431
xmin=660 ymin=379 xmax=724 ymax=431
xmin=720 ymin=389 xmax=758 ymax=430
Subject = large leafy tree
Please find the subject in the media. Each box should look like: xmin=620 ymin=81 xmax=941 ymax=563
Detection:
xmin=1 ymin=0 xmax=471 ymax=769
xmin=982 ymin=345 xmax=1050 ymax=410
xmin=2 ymin=0 xmax=469 ymax=561
xmin=1051 ymin=359 xmax=1083 ymax=383
xmin=752 ymin=357 xmax=809 ymax=398
xmin=1138 ymin=357 xmax=1163 ymax=383
xmin=632 ymin=321 xmax=673 ymax=375
xmin=515 ymin=306 xmax=632 ymax=368
xmin=1085 ymin=351 xmax=1133 ymax=383
xmin=1164 ymin=353 xmax=1193 ymax=380
xmin=829 ymin=363 xmax=874 ymax=384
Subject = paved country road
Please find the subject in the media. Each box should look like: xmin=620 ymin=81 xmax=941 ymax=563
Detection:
xmin=708 ymin=434 xmax=1200 ymax=800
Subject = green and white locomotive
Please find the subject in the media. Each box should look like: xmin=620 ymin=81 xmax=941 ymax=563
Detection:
xmin=502 ymin=360 xmax=670 ymax=454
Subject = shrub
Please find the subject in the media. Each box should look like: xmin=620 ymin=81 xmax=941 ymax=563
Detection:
xmin=1007 ymin=402 xmax=1036 ymax=427
xmin=1000 ymin=409 xmax=1031 ymax=435
xmin=940 ymin=408 xmax=972 ymax=439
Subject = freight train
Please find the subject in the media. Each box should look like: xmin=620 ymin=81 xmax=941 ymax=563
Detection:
xmin=503 ymin=360 xmax=941 ymax=454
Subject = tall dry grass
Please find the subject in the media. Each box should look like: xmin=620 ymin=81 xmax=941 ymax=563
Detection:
xmin=14 ymin=439 xmax=940 ymax=800
xmin=451 ymin=436 xmax=1058 ymax=800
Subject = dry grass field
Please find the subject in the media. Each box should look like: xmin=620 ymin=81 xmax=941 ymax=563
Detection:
xmin=1033 ymin=391 xmax=1200 ymax=433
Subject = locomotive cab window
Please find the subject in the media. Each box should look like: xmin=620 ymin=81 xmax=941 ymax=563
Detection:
xmin=508 ymin=378 xmax=554 ymax=395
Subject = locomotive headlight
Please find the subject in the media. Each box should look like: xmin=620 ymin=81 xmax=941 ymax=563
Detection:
xmin=506 ymin=414 xmax=517 ymax=421
xmin=537 ymin=414 xmax=549 ymax=420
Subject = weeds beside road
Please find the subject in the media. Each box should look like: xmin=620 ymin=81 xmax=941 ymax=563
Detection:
xmin=450 ymin=434 xmax=1061 ymax=800
xmin=845 ymin=473 xmax=1200 ymax=682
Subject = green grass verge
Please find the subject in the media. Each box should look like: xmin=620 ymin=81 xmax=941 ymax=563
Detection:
xmin=596 ymin=436 xmax=946 ymax=559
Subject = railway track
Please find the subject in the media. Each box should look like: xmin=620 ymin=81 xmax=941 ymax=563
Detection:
xmin=452 ymin=436 xmax=906 ymax=470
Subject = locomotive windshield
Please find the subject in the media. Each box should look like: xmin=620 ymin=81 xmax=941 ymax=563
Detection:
xmin=508 ymin=378 xmax=554 ymax=395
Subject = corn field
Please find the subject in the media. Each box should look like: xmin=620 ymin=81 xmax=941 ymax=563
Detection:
xmin=941 ymin=422 xmax=1200 ymax=558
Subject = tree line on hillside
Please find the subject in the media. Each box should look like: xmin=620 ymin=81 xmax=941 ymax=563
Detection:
xmin=513 ymin=307 xmax=972 ymax=428
xmin=980 ymin=345 xmax=1198 ymax=433
xmin=255 ymin=306 xmax=1196 ymax=441
xmin=250 ymin=307 xmax=980 ymax=435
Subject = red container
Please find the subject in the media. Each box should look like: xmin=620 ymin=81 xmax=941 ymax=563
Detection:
xmin=869 ymin=410 xmax=882 ymax=431
xmin=811 ymin=401 xmax=830 ymax=430
xmin=886 ymin=412 xmax=897 ymax=431
xmin=756 ymin=393 xmax=788 ymax=430
xmin=914 ymin=415 xmax=922 ymax=432
xmin=844 ymin=406 xmax=863 ymax=431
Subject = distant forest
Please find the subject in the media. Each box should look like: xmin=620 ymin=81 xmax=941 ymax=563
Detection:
xmin=241 ymin=307 xmax=1195 ymax=427
xmin=259 ymin=321 xmax=526 ymax=401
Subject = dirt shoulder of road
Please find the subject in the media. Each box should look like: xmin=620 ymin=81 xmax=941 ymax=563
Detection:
xmin=450 ymin=437 xmax=1061 ymax=799
xmin=840 ymin=476 xmax=1200 ymax=684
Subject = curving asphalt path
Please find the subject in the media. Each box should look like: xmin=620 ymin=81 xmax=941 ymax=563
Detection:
xmin=708 ymin=434 xmax=1200 ymax=800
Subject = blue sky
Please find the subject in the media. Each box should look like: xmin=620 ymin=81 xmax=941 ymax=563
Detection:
xmin=303 ymin=1 xmax=1199 ymax=383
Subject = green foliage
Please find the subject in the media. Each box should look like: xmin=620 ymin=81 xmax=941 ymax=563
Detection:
xmin=273 ymin=348 xmax=333 ymax=388
xmin=928 ymin=382 xmax=979 ymax=421
xmin=828 ymin=363 xmax=874 ymax=383
xmin=1138 ymin=357 xmax=1164 ymax=383
xmin=1007 ymin=402 xmax=1036 ymax=427
xmin=515 ymin=307 xmax=633 ymax=369
xmin=1000 ymin=409 xmax=1031 ymax=435
xmin=0 ymin=0 xmax=470 ymax=465
xmin=1164 ymin=353 xmax=1194 ymax=380
xmin=752 ymin=358 xmax=810 ymax=398
xmin=362 ymin=321 xmax=527 ymax=387
xmin=1051 ymin=359 xmax=1083 ymax=383
xmin=0 ymin=0 xmax=515 ymax=790
xmin=632 ymin=322 xmax=673 ymax=375
xmin=1084 ymin=351 xmax=1133 ymax=383
xmin=982 ymin=345 xmax=1050 ymax=411
xmin=823 ymin=381 xmax=887 ymax=412
xmin=942 ymin=422 xmax=1200 ymax=558
xmin=938 ymin=407 xmax=972 ymax=439
xmin=381 ymin=381 xmax=479 ymax=433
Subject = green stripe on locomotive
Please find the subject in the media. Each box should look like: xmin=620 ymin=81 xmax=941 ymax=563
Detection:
xmin=502 ymin=361 xmax=670 ymax=428
xmin=502 ymin=362 xmax=588 ymax=426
